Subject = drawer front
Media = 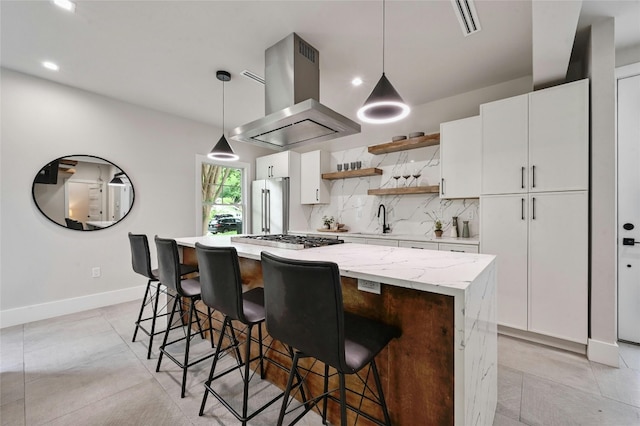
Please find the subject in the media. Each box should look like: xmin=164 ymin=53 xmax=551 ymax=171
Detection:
xmin=398 ymin=241 xmax=439 ymax=250
xmin=365 ymin=238 xmax=399 ymax=247
xmin=438 ymin=243 xmax=479 ymax=253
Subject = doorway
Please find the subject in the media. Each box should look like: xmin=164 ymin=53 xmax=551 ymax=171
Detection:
xmin=617 ymin=64 xmax=640 ymax=344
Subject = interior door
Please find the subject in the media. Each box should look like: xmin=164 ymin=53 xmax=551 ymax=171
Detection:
xmin=618 ymin=72 xmax=640 ymax=344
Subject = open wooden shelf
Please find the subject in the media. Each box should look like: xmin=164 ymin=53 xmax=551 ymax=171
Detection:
xmin=322 ymin=167 xmax=383 ymax=180
xmin=367 ymin=185 xmax=440 ymax=196
xmin=368 ymin=133 xmax=440 ymax=155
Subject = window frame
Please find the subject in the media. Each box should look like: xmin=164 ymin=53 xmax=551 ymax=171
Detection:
xmin=195 ymin=154 xmax=250 ymax=236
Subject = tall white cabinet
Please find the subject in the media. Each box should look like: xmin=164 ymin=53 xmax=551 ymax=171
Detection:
xmin=480 ymin=79 xmax=589 ymax=344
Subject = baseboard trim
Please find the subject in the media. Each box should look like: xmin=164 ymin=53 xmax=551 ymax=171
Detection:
xmin=498 ymin=325 xmax=587 ymax=355
xmin=0 ymin=286 xmax=145 ymax=328
xmin=587 ymin=338 xmax=620 ymax=367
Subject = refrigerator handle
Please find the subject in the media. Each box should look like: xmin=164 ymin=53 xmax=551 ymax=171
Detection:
xmin=266 ymin=189 xmax=271 ymax=233
xmin=261 ymin=189 xmax=266 ymax=232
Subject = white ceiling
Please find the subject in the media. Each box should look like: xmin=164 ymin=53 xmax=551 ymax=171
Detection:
xmin=2 ymin=0 xmax=638 ymax=136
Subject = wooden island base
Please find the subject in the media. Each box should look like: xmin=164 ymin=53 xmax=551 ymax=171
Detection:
xmin=183 ymin=249 xmax=455 ymax=425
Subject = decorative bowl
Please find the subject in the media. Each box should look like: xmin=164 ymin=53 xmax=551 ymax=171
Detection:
xmin=392 ymin=135 xmax=407 ymax=142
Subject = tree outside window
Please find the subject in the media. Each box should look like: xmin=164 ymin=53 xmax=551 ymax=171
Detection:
xmin=201 ymin=163 xmax=243 ymax=236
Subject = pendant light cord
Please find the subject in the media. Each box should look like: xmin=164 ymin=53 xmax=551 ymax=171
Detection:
xmin=221 ymin=79 xmax=225 ymax=133
xmin=382 ymin=0 xmax=385 ymax=74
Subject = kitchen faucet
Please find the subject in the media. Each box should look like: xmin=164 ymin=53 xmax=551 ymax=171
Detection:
xmin=377 ymin=204 xmax=391 ymax=234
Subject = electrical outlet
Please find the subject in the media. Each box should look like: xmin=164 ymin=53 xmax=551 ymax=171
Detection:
xmin=92 ymin=267 xmax=101 ymax=278
xmin=357 ymin=279 xmax=381 ymax=295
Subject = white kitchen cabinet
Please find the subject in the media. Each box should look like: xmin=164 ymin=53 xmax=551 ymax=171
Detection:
xmin=481 ymin=94 xmax=529 ymax=195
xmin=528 ymin=80 xmax=589 ymax=193
xmin=398 ymin=240 xmax=439 ymax=250
xmin=480 ymin=192 xmax=588 ymax=343
xmin=440 ymin=116 xmax=481 ymax=199
xmin=528 ymin=191 xmax=588 ymax=343
xmin=300 ymin=150 xmax=331 ymax=204
xmin=365 ymin=238 xmax=398 ymax=247
xmin=256 ymin=151 xmax=291 ymax=179
xmin=481 ymin=79 xmax=588 ymax=195
xmin=480 ymin=195 xmax=529 ymax=330
xmin=438 ymin=243 xmax=479 ymax=254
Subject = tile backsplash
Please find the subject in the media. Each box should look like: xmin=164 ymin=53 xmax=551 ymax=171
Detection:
xmin=301 ymin=145 xmax=480 ymax=238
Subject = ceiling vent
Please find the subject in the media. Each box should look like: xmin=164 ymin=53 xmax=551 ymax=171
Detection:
xmin=240 ymin=69 xmax=265 ymax=85
xmin=451 ymin=0 xmax=481 ymax=36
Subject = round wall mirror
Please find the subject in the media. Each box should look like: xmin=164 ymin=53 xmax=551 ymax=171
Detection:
xmin=32 ymin=155 xmax=135 ymax=231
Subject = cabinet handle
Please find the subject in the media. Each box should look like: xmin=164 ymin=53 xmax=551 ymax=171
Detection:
xmin=531 ymin=165 xmax=536 ymax=188
xmin=521 ymin=198 xmax=525 ymax=220
xmin=269 ymin=165 xmax=273 ymax=177
xmin=316 ymin=189 xmax=319 ymax=201
xmin=532 ymin=197 xmax=536 ymax=220
xmin=450 ymin=250 xmax=465 ymax=253
xmin=441 ymin=178 xmax=445 ymax=195
xmin=521 ymin=167 xmax=525 ymax=189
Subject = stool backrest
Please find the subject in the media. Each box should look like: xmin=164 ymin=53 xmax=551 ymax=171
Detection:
xmin=128 ymin=232 xmax=155 ymax=280
xmin=261 ymin=251 xmax=346 ymax=370
xmin=155 ymin=236 xmax=185 ymax=297
xmin=195 ymin=243 xmax=246 ymax=322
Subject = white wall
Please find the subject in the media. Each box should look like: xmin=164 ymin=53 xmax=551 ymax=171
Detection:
xmin=0 ymin=69 xmax=272 ymax=326
xmin=587 ymin=19 xmax=618 ymax=365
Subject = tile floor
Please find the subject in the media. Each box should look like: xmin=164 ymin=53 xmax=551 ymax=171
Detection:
xmin=1 ymin=299 xmax=639 ymax=425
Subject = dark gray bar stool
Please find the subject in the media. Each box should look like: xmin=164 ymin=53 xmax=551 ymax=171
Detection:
xmin=129 ymin=232 xmax=199 ymax=359
xmin=195 ymin=243 xmax=288 ymax=425
xmin=261 ymin=251 xmax=401 ymax=426
xmin=154 ymin=236 xmax=216 ymax=398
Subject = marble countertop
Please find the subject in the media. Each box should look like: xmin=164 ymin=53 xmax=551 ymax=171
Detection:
xmin=289 ymin=229 xmax=480 ymax=245
xmin=175 ymin=236 xmax=494 ymax=297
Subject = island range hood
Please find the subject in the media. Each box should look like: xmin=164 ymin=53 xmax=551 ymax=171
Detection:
xmin=229 ymin=33 xmax=361 ymax=150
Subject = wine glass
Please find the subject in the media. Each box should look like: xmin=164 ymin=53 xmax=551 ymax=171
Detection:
xmin=402 ymin=169 xmax=411 ymax=187
xmin=392 ymin=174 xmax=401 ymax=188
xmin=412 ymin=168 xmax=422 ymax=187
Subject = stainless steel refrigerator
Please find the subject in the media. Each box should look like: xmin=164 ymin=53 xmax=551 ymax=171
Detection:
xmin=251 ymin=177 xmax=289 ymax=234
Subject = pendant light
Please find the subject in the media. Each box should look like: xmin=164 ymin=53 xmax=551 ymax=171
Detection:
xmin=108 ymin=172 xmax=126 ymax=186
xmin=208 ymin=70 xmax=239 ymax=161
xmin=357 ymin=0 xmax=410 ymax=124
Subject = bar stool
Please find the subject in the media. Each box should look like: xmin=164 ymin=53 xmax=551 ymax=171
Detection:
xmin=154 ymin=236 xmax=216 ymax=398
xmin=261 ymin=251 xmax=401 ymax=426
xmin=195 ymin=243 xmax=288 ymax=425
xmin=129 ymin=232 xmax=198 ymax=359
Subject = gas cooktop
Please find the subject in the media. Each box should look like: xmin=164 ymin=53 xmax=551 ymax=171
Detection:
xmin=230 ymin=234 xmax=344 ymax=250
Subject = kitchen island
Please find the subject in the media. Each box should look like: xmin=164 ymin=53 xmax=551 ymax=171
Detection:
xmin=175 ymin=236 xmax=497 ymax=426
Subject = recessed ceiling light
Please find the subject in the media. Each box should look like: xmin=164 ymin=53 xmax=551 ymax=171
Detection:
xmin=42 ymin=61 xmax=60 ymax=71
xmin=352 ymin=77 xmax=363 ymax=86
xmin=52 ymin=0 xmax=76 ymax=13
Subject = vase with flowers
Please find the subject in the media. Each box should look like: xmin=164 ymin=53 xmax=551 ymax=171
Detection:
xmin=322 ymin=215 xmax=335 ymax=229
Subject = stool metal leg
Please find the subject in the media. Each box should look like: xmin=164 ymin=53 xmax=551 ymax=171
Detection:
xmin=339 ymin=372 xmax=347 ymax=426
xmin=132 ymin=279 xmax=152 ymax=343
xmin=258 ymin=324 xmax=265 ymax=379
xmin=156 ymin=296 xmax=179 ymax=372
xmin=181 ymin=298 xmax=196 ymax=398
xmin=241 ymin=323 xmax=253 ymax=425
xmin=146 ymin=283 xmax=162 ymax=359
xmin=277 ymin=351 xmax=301 ymax=426
xmin=371 ymin=359 xmax=392 ymax=425
xmin=322 ymin=363 xmax=329 ymax=425
xmin=199 ymin=316 xmax=230 ymax=416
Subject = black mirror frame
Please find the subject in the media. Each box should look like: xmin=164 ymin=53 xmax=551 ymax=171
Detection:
xmin=31 ymin=154 xmax=135 ymax=231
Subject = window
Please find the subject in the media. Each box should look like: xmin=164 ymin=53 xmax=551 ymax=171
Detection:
xmin=197 ymin=156 xmax=248 ymax=237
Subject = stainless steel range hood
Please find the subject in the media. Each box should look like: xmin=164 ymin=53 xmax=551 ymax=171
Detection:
xmin=229 ymin=33 xmax=360 ymax=150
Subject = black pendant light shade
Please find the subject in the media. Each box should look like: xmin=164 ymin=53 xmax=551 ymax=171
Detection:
xmin=108 ymin=172 xmax=126 ymax=186
xmin=357 ymin=0 xmax=410 ymax=124
xmin=208 ymin=70 xmax=239 ymax=161
xmin=357 ymin=73 xmax=410 ymax=124
xmin=208 ymin=134 xmax=238 ymax=161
